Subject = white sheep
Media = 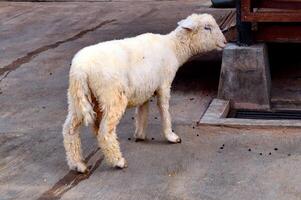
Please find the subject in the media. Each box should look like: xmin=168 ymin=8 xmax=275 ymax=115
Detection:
xmin=62 ymin=13 xmax=226 ymax=173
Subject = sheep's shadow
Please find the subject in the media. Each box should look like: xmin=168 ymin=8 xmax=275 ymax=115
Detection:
xmin=172 ymin=51 xmax=222 ymax=94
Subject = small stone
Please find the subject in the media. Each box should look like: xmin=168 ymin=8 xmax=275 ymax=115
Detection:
xmin=259 ymin=153 xmax=262 ymax=155
xmin=288 ymin=154 xmax=291 ymax=156
xmin=42 ymin=106 xmax=46 ymax=109
xmin=189 ymin=98 xmax=194 ymax=101
xmin=151 ymin=137 xmax=155 ymax=140
xmin=269 ymin=152 xmax=271 ymax=155
xmin=150 ymin=99 xmax=153 ymax=102
xmin=192 ymin=126 xmax=195 ymax=129
xmin=155 ymin=117 xmax=158 ymax=119
xmin=131 ymin=117 xmax=134 ymax=120
xmin=128 ymin=138 xmax=131 ymax=141
xmin=248 ymin=148 xmax=251 ymax=151
xmin=49 ymin=72 xmax=52 ymax=75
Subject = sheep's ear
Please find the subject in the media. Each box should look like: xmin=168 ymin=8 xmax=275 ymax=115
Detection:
xmin=177 ymin=18 xmax=196 ymax=31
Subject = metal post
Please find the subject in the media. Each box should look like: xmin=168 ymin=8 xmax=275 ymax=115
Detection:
xmin=236 ymin=0 xmax=253 ymax=46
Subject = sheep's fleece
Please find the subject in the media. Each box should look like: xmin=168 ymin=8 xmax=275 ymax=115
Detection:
xmin=62 ymin=13 xmax=226 ymax=173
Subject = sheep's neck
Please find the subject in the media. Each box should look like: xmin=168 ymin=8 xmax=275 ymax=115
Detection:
xmin=168 ymin=29 xmax=196 ymax=67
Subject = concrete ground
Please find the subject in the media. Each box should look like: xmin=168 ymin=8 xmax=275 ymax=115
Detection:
xmin=1 ymin=1 xmax=301 ymax=200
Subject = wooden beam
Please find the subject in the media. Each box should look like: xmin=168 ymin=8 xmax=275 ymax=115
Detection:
xmin=242 ymin=12 xmax=301 ymax=22
xmin=255 ymin=24 xmax=301 ymax=43
xmin=255 ymin=0 xmax=301 ymax=9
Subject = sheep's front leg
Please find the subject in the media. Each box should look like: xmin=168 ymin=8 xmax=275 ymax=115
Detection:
xmin=134 ymin=101 xmax=149 ymax=141
xmin=157 ymin=86 xmax=181 ymax=143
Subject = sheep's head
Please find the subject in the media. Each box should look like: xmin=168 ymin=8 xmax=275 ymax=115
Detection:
xmin=177 ymin=13 xmax=227 ymax=54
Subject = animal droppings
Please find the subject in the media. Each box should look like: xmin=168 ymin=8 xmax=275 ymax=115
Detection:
xmin=196 ymin=134 xmax=199 ymax=136
xmin=269 ymin=152 xmax=271 ymax=155
xmin=131 ymin=117 xmax=134 ymax=120
xmin=248 ymin=148 xmax=251 ymax=151
xmin=151 ymin=138 xmax=155 ymax=140
xmin=49 ymin=72 xmax=52 ymax=75
xmin=220 ymin=147 xmax=223 ymax=150
xmin=128 ymin=138 xmax=131 ymax=141
xmin=288 ymin=154 xmax=291 ymax=156
xmin=192 ymin=126 xmax=195 ymax=129
xmin=189 ymin=98 xmax=194 ymax=101
xmin=274 ymin=148 xmax=278 ymax=151
xmin=259 ymin=153 xmax=262 ymax=155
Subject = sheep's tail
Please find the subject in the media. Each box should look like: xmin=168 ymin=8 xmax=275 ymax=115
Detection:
xmin=68 ymin=70 xmax=95 ymax=126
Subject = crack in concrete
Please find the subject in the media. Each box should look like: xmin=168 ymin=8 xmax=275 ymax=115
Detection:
xmin=0 ymin=19 xmax=116 ymax=82
xmin=138 ymin=7 xmax=157 ymax=19
xmin=0 ymin=71 xmax=10 ymax=83
xmin=36 ymin=148 xmax=103 ymax=200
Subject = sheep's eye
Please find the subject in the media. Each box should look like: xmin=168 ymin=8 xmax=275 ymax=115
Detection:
xmin=204 ymin=25 xmax=211 ymax=31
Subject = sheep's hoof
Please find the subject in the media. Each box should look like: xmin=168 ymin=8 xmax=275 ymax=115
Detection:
xmin=80 ymin=167 xmax=90 ymax=175
xmin=166 ymin=132 xmax=181 ymax=144
xmin=134 ymin=132 xmax=146 ymax=142
xmin=115 ymin=158 xmax=128 ymax=169
xmin=135 ymin=138 xmax=145 ymax=142
xmin=76 ymin=163 xmax=89 ymax=174
xmin=73 ymin=162 xmax=88 ymax=174
xmin=168 ymin=137 xmax=182 ymax=144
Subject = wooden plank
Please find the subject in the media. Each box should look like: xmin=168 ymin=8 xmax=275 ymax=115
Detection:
xmin=255 ymin=0 xmax=301 ymax=9
xmin=255 ymin=24 xmax=301 ymax=42
xmin=242 ymin=12 xmax=301 ymax=22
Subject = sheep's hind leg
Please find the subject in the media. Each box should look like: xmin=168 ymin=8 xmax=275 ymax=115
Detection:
xmin=91 ymin=98 xmax=103 ymax=136
xmin=97 ymin=96 xmax=128 ymax=168
xmin=157 ymin=87 xmax=181 ymax=143
xmin=62 ymin=112 xmax=88 ymax=173
xmin=134 ymin=101 xmax=149 ymax=141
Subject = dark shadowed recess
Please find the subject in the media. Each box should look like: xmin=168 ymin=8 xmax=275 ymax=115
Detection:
xmin=268 ymin=43 xmax=301 ymax=106
xmin=269 ymin=43 xmax=301 ymax=79
xmin=172 ymin=51 xmax=222 ymax=93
